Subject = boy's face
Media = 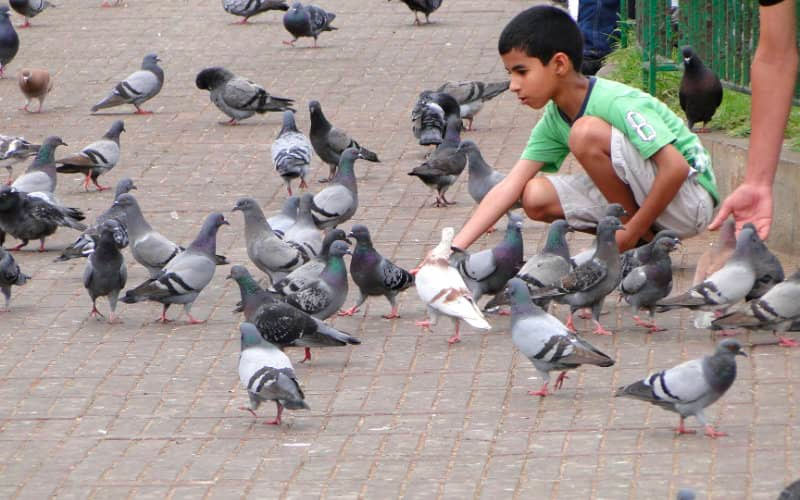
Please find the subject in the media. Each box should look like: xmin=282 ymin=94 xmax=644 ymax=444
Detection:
xmin=501 ymin=48 xmax=559 ymax=110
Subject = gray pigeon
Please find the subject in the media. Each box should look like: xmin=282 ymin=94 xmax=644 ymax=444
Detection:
xmin=656 ymin=224 xmax=765 ymax=314
xmin=112 ymin=193 xmax=181 ymax=277
xmin=408 ymin=114 xmax=465 ymax=207
xmin=56 ymin=178 xmax=136 ymax=262
xmin=222 ymin=0 xmax=288 ymax=23
xmin=451 ymin=213 xmax=524 ymax=303
xmin=436 ymin=80 xmax=509 ymax=130
xmin=531 ymin=216 xmax=624 ymax=335
xmin=282 ymin=2 xmax=337 ymax=48
xmin=340 ymin=224 xmax=415 ymax=319
xmin=462 ymin=140 xmax=505 ymax=206
xmin=92 ymin=54 xmax=164 ymax=115
xmin=506 ymin=278 xmax=614 ymax=396
xmin=55 ymin=121 xmax=125 ymax=192
xmin=272 ymin=111 xmax=312 ymax=196
xmin=233 ymin=197 xmax=310 ymax=284
xmin=308 ymin=100 xmax=379 ymax=182
xmin=411 ymin=91 xmax=460 ymax=146
xmin=746 ymin=236 xmax=784 ymax=301
xmin=121 ymin=212 xmax=229 ymax=324
xmin=83 ymin=220 xmax=127 ymax=323
xmin=0 ymin=185 xmax=86 ymax=251
xmin=619 ymin=229 xmax=680 ymax=284
xmin=0 ymin=244 xmax=29 ymax=310
xmin=9 ymin=0 xmax=54 ymax=28
xmin=621 ymin=234 xmax=681 ymax=332
xmin=390 ymin=0 xmax=442 ymax=25
xmin=0 ymin=7 xmax=19 ymax=79
xmin=195 ymin=67 xmax=295 ymax=125
xmin=238 ymin=322 xmax=309 ymax=425
xmin=0 ymin=135 xmax=38 ymax=184
xmin=271 ymin=228 xmax=347 ymax=296
xmin=280 ymin=239 xmax=350 ymax=320
xmin=615 ymin=339 xmax=746 ymax=438
xmin=283 ymin=193 xmax=323 ymax=257
xmin=11 ymin=136 xmax=66 ymax=195
xmin=231 ymin=265 xmax=360 ymax=363
xmin=570 ymin=203 xmax=629 ymax=267
xmin=778 ymin=479 xmax=800 ymax=500
xmin=485 ymin=219 xmax=573 ymax=311
xmin=310 ymin=148 xmax=361 ymax=229
xmin=711 ymin=270 xmax=800 ymax=348
xmin=267 ymin=195 xmax=299 ymax=238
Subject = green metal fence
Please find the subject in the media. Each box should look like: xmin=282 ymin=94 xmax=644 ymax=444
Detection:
xmin=623 ymin=0 xmax=800 ymax=102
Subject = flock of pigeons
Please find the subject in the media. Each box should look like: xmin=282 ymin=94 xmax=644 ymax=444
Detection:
xmin=0 ymin=0 xmax=794 ymax=450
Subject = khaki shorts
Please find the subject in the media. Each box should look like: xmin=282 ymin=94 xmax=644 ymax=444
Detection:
xmin=546 ymin=127 xmax=714 ymax=239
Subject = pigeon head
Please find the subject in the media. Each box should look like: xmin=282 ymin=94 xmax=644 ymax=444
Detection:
xmin=605 ymin=203 xmax=628 ymax=218
xmin=105 ymin=120 xmax=126 ymax=140
xmin=431 ymin=227 xmax=455 ymax=259
xmin=226 ymin=265 xmax=251 ymax=281
xmin=0 ymin=186 xmax=20 ymax=210
xmin=99 ymin=219 xmax=129 ymax=249
xmin=597 ymin=216 xmax=625 ymax=238
xmin=240 ymin=322 xmax=264 ymax=350
xmin=207 ymin=212 xmax=230 ymax=229
xmin=322 ymin=229 xmax=349 ymax=255
xmin=279 ymin=110 xmax=298 ymax=134
xmin=676 ymin=488 xmax=696 ymax=500
xmin=188 ymin=212 xmax=229 ymax=255
xmin=681 ymin=46 xmax=696 ymax=63
xmin=506 ymin=212 xmax=523 ymax=230
xmin=715 ymin=338 xmax=747 ymax=357
xmin=732 ymin=223 xmax=759 ymax=256
xmin=280 ymin=195 xmax=300 ymax=216
xmin=456 ymin=140 xmax=479 ymax=153
xmin=298 ymin=192 xmax=314 ymax=211
xmin=289 ymin=2 xmax=303 ymax=13
xmin=308 ymin=100 xmax=322 ymax=115
xmin=652 ymin=234 xmax=681 ymax=255
xmin=195 ymin=67 xmax=233 ymax=91
xmin=142 ymin=53 xmax=161 ymax=67
xmin=35 ymin=136 xmax=67 ymax=162
xmin=0 ymin=6 xmax=10 ymax=18
xmin=114 ymin=178 xmax=137 ymax=198
xmin=503 ymin=278 xmax=531 ymax=304
xmin=681 ymin=46 xmax=704 ymax=72
xmin=339 ymin=147 xmax=362 ymax=165
xmin=232 ymin=197 xmax=259 ymax=213
xmin=112 ymin=193 xmax=139 ymax=210
xmin=328 ymin=239 xmax=351 ymax=258
xmin=347 ymin=224 xmax=371 ymax=245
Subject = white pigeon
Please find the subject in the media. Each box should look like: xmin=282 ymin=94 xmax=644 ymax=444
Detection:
xmin=238 ymin=322 xmax=309 ymax=425
xmin=413 ymin=227 xmax=490 ymax=343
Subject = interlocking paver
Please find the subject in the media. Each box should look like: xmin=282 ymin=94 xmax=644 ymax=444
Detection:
xmin=1 ymin=0 xmax=799 ymax=498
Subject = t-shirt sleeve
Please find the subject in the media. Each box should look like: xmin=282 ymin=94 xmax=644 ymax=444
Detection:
xmin=519 ymin=105 xmax=570 ymax=172
xmin=611 ymin=98 xmax=677 ymax=159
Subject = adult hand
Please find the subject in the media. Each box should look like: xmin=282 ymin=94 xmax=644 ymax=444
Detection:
xmin=707 ymin=182 xmax=773 ymax=239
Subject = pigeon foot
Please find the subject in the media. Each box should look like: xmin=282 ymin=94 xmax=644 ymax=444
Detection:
xmin=238 ymin=406 xmax=257 ymax=417
xmin=338 ymin=306 xmax=359 ymax=316
xmin=528 ymin=383 xmax=550 ymax=397
xmin=415 ymin=319 xmax=432 ymax=331
xmin=9 ymin=242 xmax=28 ymax=251
xmin=592 ymin=323 xmax=613 ymax=336
xmin=703 ymin=425 xmax=727 ymax=438
xmin=553 ymin=371 xmax=569 ymax=390
xmin=298 ymin=347 xmax=312 ymax=363
xmin=186 ymin=314 xmax=206 ymax=325
xmin=778 ymin=336 xmax=799 ymax=348
xmin=382 ymin=307 xmax=400 ymax=319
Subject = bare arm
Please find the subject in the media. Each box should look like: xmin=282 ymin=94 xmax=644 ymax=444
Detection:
xmin=452 ymin=158 xmax=544 ymax=250
xmin=618 ymin=144 xmax=689 ymax=250
xmin=708 ymin=0 xmax=797 ymax=238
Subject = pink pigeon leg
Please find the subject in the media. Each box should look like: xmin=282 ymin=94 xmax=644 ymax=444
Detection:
xmin=298 ymin=347 xmax=312 ymax=363
xmin=704 ymin=425 xmax=727 ymax=438
xmin=553 ymin=371 xmax=569 ymax=390
xmin=92 ymin=178 xmax=110 ymax=191
xmin=238 ymin=406 xmax=257 ymax=417
xmin=777 ymin=336 xmax=799 ymax=348
xmin=565 ymin=313 xmax=577 ymax=332
xmin=675 ymin=417 xmax=697 ymax=435
xmin=447 ymin=321 xmax=461 ymax=344
xmin=528 ymin=382 xmax=550 ymax=397
xmin=415 ymin=319 xmax=432 ymax=331
xmin=382 ymin=306 xmax=400 ymax=319
xmin=186 ymin=313 xmax=206 ymax=325
xmin=264 ymin=402 xmax=284 ymax=425
xmin=299 ymin=179 xmax=308 ymax=189
xmin=592 ymin=320 xmax=613 ymax=336
xmin=89 ymin=304 xmax=105 ymax=320
xmin=338 ymin=305 xmax=359 ymax=316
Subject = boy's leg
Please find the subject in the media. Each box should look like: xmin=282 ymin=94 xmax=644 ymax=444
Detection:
xmin=521 ymin=177 xmax=565 ymax=223
xmin=568 ymin=116 xmax=638 ymax=221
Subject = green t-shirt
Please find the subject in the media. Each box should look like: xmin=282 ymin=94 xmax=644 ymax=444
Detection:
xmin=520 ymin=77 xmax=719 ymax=205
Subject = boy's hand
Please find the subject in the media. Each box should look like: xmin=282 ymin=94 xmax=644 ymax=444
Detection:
xmin=708 ymin=182 xmax=773 ymax=240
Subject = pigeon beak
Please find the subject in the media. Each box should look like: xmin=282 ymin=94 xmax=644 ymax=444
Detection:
xmin=618 ymin=224 xmax=626 ymax=231
xmin=232 ymin=205 xmax=241 ymax=212
xmin=221 ymin=218 xmax=230 ymax=226
xmin=130 ymin=185 xmax=137 ymax=190
xmin=737 ymin=351 xmax=747 ymax=357
xmin=565 ymin=225 xmax=575 ymax=233
xmin=683 ymin=57 xmax=691 ymax=64
xmin=346 ymin=232 xmax=355 ymax=239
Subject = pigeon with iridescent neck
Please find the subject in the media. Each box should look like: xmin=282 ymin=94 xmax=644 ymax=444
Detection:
xmin=340 ymin=224 xmax=414 ymax=319
xmin=11 ymin=135 xmax=66 ymax=195
xmin=621 ymin=234 xmax=681 ymax=332
xmin=279 ymin=240 xmax=350 ymax=320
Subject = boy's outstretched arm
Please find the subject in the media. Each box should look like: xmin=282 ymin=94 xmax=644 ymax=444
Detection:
xmin=452 ymin=158 xmax=544 ymax=250
xmin=619 ymin=144 xmax=690 ymax=250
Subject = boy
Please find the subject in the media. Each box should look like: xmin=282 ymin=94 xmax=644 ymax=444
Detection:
xmin=451 ymin=6 xmax=718 ymax=253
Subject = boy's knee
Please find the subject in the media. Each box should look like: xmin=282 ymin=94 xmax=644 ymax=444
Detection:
xmin=568 ymin=116 xmax=611 ymax=156
xmin=522 ymin=177 xmax=561 ymax=222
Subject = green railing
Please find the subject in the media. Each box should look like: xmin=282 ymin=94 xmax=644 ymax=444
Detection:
xmin=622 ymin=0 xmax=800 ymax=102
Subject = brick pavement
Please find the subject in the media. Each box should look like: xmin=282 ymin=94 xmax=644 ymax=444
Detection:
xmin=0 ymin=0 xmax=798 ymax=498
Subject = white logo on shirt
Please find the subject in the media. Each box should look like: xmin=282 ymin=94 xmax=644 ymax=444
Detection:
xmin=625 ymin=111 xmax=657 ymax=142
